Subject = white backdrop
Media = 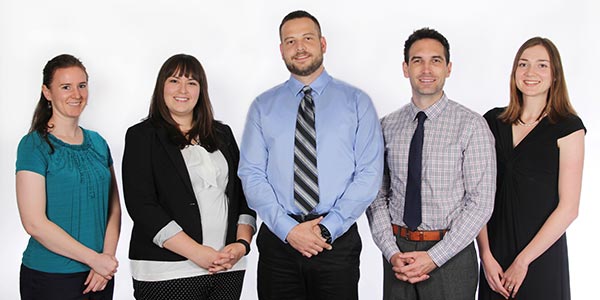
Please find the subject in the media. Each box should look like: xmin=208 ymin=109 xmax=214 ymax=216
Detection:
xmin=1 ymin=0 xmax=598 ymax=299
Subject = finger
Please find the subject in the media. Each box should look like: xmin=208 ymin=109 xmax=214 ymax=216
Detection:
xmin=84 ymin=271 xmax=94 ymax=285
xmin=302 ymin=251 xmax=313 ymax=258
xmin=213 ymin=257 xmax=233 ymax=265
xmin=394 ymin=273 xmax=408 ymax=281
xmin=512 ymin=283 xmax=521 ymax=298
xmin=83 ymin=282 xmax=93 ymax=294
xmin=492 ymin=276 xmax=509 ymax=298
xmin=309 ymin=216 xmax=324 ymax=225
xmin=407 ymin=274 xmax=429 ymax=283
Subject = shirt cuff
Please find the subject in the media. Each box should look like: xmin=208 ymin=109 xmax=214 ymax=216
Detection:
xmin=237 ymin=214 xmax=257 ymax=234
xmin=153 ymin=220 xmax=183 ymax=248
xmin=427 ymin=243 xmax=449 ymax=267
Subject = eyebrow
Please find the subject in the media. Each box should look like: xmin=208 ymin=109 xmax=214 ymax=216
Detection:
xmin=410 ymin=55 xmax=444 ymax=61
xmin=283 ymin=32 xmax=318 ymax=41
xmin=519 ymin=58 xmax=550 ymax=62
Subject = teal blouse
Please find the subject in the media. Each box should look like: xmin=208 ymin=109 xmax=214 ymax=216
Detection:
xmin=16 ymin=128 xmax=113 ymax=273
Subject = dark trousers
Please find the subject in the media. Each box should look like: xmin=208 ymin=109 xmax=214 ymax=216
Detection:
xmin=20 ymin=264 xmax=114 ymax=300
xmin=383 ymin=239 xmax=478 ymax=300
xmin=256 ymin=223 xmax=361 ymax=300
xmin=132 ymin=270 xmax=245 ymax=300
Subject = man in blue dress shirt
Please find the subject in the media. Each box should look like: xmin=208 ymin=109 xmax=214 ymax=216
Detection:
xmin=238 ymin=10 xmax=383 ymax=300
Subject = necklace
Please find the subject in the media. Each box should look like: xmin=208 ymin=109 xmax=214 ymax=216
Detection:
xmin=517 ymin=119 xmax=540 ymax=127
xmin=517 ymin=113 xmax=547 ymax=127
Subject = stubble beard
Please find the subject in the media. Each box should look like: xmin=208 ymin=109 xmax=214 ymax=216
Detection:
xmin=285 ymin=54 xmax=324 ymax=77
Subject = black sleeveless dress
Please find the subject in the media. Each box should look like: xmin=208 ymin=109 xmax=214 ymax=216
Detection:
xmin=478 ymin=108 xmax=585 ymax=300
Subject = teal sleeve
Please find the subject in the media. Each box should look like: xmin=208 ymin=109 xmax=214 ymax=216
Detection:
xmin=16 ymin=133 xmax=48 ymax=176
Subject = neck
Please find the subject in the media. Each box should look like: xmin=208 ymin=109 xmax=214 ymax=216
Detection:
xmin=172 ymin=115 xmax=193 ymax=133
xmin=412 ymin=92 xmax=444 ymax=110
xmin=521 ymin=95 xmax=547 ymax=121
xmin=292 ymin=65 xmax=324 ymax=86
xmin=48 ymin=116 xmax=80 ymax=137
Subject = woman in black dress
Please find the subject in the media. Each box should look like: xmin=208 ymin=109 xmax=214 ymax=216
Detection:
xmin=477 ymin=37 xmax=585 ymax=300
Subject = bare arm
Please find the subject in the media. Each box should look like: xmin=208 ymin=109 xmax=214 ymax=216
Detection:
xmin=476 ymin=225 xmax=509 ymax=298
xmin=503 ymin=129 xmax=584 ymax=297
xmin=16 ymin=171 xmax=117 ymax=279
xmin=84 ymin=167 xmax=122 ymax=293
xmin=102 ymin=167 xmax=121 ymax=256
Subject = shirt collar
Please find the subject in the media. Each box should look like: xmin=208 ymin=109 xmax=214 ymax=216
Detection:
xmin=409 ymin=93 xmax=449 ymax=120
xmin=285 ymin=69 xmax=332 ymax=97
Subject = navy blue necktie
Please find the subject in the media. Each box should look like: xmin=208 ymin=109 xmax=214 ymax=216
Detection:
xmin=404 ymin=111 xmax=427 ymax=230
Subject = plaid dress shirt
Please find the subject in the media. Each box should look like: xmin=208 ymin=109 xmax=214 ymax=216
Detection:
xmin=367 ymin=94 xmax=496 ymax=266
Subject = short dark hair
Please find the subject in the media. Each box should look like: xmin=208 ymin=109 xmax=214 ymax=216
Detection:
xmin=148 ymin=54 xmax=218 ymax=151
xmin=279 ymin=10 xmax=321 ymax=40
xmin=404 ymin=28 xmax=450 ymax=64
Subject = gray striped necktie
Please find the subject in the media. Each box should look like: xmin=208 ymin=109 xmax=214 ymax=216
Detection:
xmin=293 ymin=86 xmax=319 ymax=215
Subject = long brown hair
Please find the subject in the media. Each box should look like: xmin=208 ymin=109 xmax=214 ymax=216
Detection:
xmin=148 ymin=54 xmax=217 ymax=151
xmin=30 ymin=54 xmax=88 ymax=153
xmin=499 ymin=37 xmax=577 ymax=124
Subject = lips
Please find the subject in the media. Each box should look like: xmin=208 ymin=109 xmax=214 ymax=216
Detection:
xmin=293 ymin=52 xmax=311 ymax=61
xmin=174 ymin=97 xmax=189 ymax=102
xmin=66 ymin=101 xmax=82 ymax=106
xmin=523 ymin=80 xmax=541 ymax=86
xmin=418 ymin=77 xmax=436 ymax=84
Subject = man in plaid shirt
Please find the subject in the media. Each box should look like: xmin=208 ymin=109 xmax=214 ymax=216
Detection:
xmin=367 ymin=28 xmax=496 ymax=300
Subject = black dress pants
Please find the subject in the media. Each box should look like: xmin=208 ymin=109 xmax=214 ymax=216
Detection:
xmin=20 ymin=264 xmax=114 ymax=300
xmin=256 ymin=223 xmax=361 ymax=300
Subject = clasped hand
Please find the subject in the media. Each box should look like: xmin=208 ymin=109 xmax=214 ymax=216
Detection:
xmin=391 ymin=251 xmax=437 ymax=283
xmin=193 ymin=243 xmax=246 ymax=274
xmin=286 ymin=217 xmax=332 ymax=258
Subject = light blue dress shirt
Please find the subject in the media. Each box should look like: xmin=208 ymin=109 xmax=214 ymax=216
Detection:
xmin=239 ymin=70 xmax=384 ymax=242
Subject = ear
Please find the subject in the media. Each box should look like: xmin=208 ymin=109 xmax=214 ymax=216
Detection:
xmin=280 ymin=43 xmax=285 ymax=59
xmin=42 ymin=85 xmax=52 ymax=101
xmin=320 ymin=36 xmax=327 ymax=54
xmin=446 ymin=61 xmax=452 ymax=77
xmin=402 ymin=61 xmax=409 ymax=78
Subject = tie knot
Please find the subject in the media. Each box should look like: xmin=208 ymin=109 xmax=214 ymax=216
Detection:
xmin=416 ymin=111 xmax=427 ymax=124
xmin=302 ymin=86 xmax=312 ymax=96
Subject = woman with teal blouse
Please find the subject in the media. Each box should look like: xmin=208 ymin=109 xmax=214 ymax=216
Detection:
xmin=15 ymin=54 xmax=121 ymax=300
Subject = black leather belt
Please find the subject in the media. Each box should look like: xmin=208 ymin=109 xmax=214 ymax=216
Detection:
xmin=289 ymin=213 xmax=327 ymax=223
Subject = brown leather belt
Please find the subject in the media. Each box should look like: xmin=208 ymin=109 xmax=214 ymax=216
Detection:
xmin=392 ymin=224 xmax=447 ymax=241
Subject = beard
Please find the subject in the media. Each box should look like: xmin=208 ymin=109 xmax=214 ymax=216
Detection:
xmin=284 ymin=52 xmax=324 ymax=77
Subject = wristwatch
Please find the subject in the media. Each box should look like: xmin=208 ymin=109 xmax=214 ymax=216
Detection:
xmin=318 ymin=224 xmax=332 ymax=244
xmin=235 ymin=239 xmax=251 ymax=256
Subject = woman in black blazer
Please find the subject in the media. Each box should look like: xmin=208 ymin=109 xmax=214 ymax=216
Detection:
xmin=122 ymin=54 xmax=255 ymax=300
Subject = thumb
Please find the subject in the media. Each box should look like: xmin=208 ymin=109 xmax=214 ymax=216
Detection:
xmin=310 ymin=216 xmax=324 ymax=225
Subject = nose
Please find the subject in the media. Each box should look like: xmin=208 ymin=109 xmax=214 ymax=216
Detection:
xmin=73 ymin=87 xmax=82 ymax=99
xmin=422 ymin=61 xmax=432 ymax=73
xmin=296 ymin=41 xmax=305 ymax=52
xmin=178 ymin=82 xmax=188 ymax=94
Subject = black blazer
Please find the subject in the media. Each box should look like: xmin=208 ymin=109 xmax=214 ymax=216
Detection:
xmin=122 ymin=119 xmax=254 ymax=261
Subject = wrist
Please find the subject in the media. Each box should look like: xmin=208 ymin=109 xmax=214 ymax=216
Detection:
xmin=318 ymin=224 xmax=332 ymax=244
xmin=234 ymin=239 xmax=251 ymax=256
xmin=514 ymin=254 xmax=531 ymax=267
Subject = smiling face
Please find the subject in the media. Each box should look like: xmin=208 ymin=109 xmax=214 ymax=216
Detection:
xmin=163 ymin=72 xmax=200 ymax=126
xmin=403 ymin=38 xmax=452 ymax=105
xmin=42 ymin=66 xmax=88 ymax=121
xmin=280 ymin=17 xmax=326 ymax=82
xmin=515 ymin=44 xmax=553 ymax=101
